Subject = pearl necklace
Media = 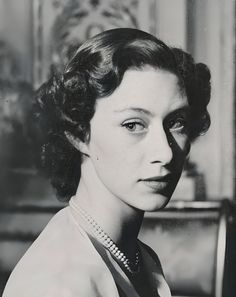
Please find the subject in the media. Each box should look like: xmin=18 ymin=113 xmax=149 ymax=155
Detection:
xmin=70 ymin=199 xmax=140 ymax=274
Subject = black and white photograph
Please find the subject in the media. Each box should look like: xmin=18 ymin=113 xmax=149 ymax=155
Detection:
xmin=0 ymin=1 xmax=235 ymax=296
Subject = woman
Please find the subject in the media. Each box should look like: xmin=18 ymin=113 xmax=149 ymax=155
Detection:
xmin=3 ymin=28 xmax=211 ymax=297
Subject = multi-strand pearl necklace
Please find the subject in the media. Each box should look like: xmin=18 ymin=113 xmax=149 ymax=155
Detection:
xmin=70 ymin=199 xmax=140 ymax=274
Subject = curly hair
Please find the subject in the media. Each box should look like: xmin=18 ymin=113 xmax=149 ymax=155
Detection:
xmin=33 ymin=28 xmax=211 ymax=201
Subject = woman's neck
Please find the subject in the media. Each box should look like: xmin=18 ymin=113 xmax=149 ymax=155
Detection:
xmin=73 ymin=159 xmax=144 ymax=259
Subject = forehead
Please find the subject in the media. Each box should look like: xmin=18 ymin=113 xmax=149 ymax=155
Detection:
xmin=95 ymin=68 xmax=188 ymax=117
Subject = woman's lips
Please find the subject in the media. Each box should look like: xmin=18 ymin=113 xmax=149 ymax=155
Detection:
xmin=139 ymin=175 xmax=172 ymax=191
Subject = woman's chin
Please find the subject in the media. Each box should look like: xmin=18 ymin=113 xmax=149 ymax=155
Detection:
xmin=135 ymin=193 xmax=172 ymax=212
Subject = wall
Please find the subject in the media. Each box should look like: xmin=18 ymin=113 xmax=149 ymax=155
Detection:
xmin=0 ymin=0 xmax=33 ymax=82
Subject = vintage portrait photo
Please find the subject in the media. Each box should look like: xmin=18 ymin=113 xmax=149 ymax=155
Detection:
xmin=0 ymin=1 xmax=235 ymax=296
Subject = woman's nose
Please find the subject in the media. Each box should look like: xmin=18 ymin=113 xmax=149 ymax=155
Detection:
xmin=147 ymin=125 xmax=173 ymax=164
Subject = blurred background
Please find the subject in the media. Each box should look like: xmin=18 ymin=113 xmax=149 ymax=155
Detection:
xmin=0 ymin=0 xmax=235 ymax=296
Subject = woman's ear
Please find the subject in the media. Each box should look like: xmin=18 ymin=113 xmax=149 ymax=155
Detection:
xmin=64 ymin=131 xmax=90 ymax=157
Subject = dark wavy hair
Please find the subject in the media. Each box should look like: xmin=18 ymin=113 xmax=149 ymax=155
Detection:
xmin=33 ymin=28 xmax=211 ymax=201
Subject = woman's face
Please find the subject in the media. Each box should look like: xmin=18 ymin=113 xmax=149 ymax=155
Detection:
xmin=83 ymin=68 xmax=190 ymax=211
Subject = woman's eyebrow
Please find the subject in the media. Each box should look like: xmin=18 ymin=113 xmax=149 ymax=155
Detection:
xmin=167 ymin=105 xmax=191 ymax=117
xmin=113 ymin=107 xmax=153 ymax=116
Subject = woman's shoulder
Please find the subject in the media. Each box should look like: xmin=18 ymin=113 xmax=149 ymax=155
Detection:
xmin=3 ymin=207 xmax=113 ymax=297
xmin=11 ymin=207 xmax=89 ymax=270
xmin=4 ymin=256 xmax=116 ymax=297
xmin=3 ymin=273 xmax=109 ymax=297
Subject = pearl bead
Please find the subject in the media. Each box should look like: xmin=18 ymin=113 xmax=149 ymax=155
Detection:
xmin=70 ymin=199 xmax=140 ymax=274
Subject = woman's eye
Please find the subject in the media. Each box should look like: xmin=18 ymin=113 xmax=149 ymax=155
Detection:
xmin=168 ymin=117 xmax=187 ymax=132
xmin=122 ymin=120 xmax=146 ymax=132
